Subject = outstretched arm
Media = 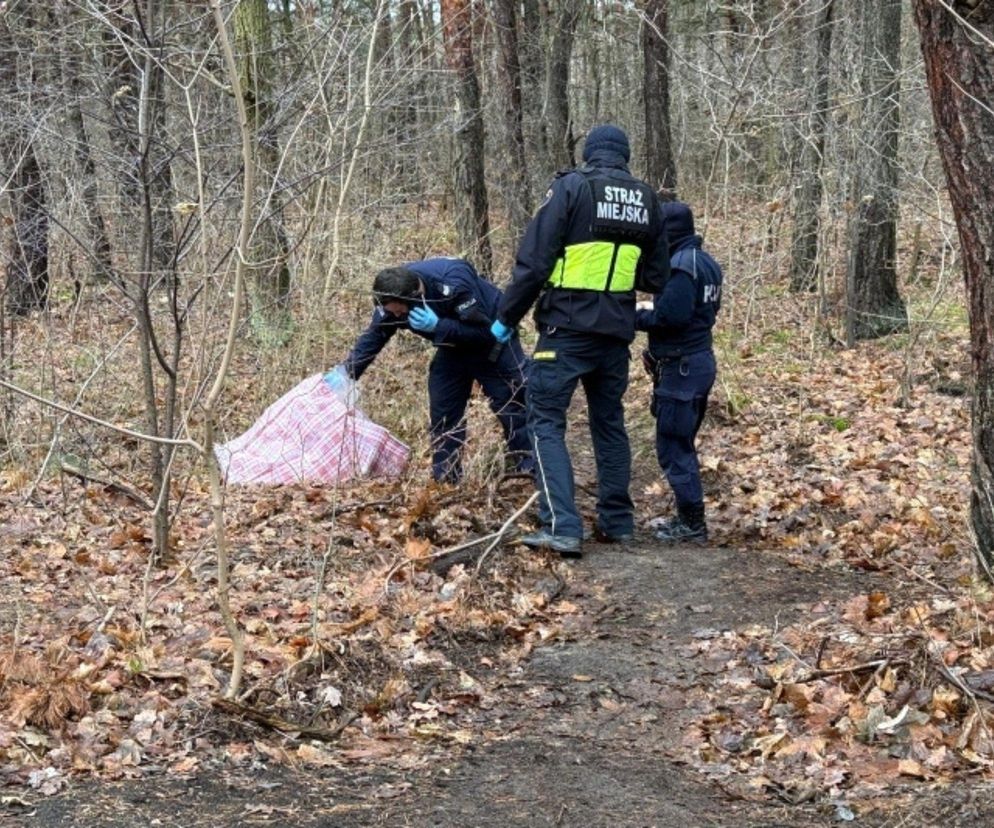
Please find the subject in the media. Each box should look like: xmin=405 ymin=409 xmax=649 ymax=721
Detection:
xmin=342 ymin=308 xmax=401 ymax=379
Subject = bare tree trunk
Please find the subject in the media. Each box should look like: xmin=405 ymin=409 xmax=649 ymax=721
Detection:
xmin=789 ymin=0 xmax=835 ymax=292
xmin=235 ymin=0 xmax=293 ymax=347
xmin=846 ymin=0 xmax=907 ymax=341
xmin=440 ymin=0 xmax=493 ymax=272
xmin=100 ymin=0 xmax=181 ymax=562
xmin=491 ymin=0 xmax=532 ymax=243
xmin=136 ymin=0 xmax=180 ymax=562
xmin=1 ymin=6 xmax=49 ymax=314
xmin=59 ymin=0 xmax=113 ymax=283
xmin=103 ymin=3 xmax=175 ymax=283
xmin=520 ymin=0 xmax=544 ymax=192
xmin=5 ymin=144 xmax=49 ymax=315
xmin=642 ymin=0 xmax=676 ymax=193
xmin=544 ymin=0 xmax=581 ymax=174
xmin=396 ymin=0 xmax=420 ymax=145
xmin=913 ymin=0 xmax=994 ymax=571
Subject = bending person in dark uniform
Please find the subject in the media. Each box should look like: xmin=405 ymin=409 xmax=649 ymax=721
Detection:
xmin=327 ymin=258 xmax=533 ymax=483
xmin=636 ymin=201 xmax=723 ymax=544
xmin=491 ymin=124 xmax=670 ymax=558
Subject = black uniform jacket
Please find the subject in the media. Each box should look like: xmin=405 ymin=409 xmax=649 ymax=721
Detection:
xmin=344 ymin=258 xmax=501 ymax=380
xmin=497 ymin=150 xmax=670 ymax=343
xmin=636 ymin=235 xmax=723 ymax=359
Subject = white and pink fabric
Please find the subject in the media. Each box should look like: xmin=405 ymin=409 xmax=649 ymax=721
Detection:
xmin=215 ymin=374 xmax=409 ymax=485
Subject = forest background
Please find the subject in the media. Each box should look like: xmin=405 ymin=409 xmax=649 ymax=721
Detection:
xmin=2 ymin=0 xmax=994 ymax=817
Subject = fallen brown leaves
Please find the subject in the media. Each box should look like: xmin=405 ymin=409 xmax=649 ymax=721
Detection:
xmin=678 ymin=584 xmax=994 ymax=805
xmin=626 ymin=216 xmax=982 ymax=807
xmin=0 ymin=474 xmax=570 ymax=793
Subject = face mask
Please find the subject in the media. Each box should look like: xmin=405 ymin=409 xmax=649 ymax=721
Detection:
xmin=374 ymin=290 xmax=423 ymax=310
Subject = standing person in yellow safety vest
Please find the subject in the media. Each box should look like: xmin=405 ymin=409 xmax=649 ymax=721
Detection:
xmin=490 ymin=124 xmax=671 ymax=558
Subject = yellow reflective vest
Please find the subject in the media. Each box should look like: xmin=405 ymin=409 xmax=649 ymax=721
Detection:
xmin=546 ymin=169 xmax=656 ymax=293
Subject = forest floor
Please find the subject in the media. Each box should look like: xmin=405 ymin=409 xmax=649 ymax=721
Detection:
xmin=11 ymin=533 xmax=994 ymax=827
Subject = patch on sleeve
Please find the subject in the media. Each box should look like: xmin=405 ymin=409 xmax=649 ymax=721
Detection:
xmin=456 ymin=298 xmax=477 ymax=313
xmin=441 ymin=284 xmax=452 ymax=296
xmin=532 ymin=350 xmax=557 ymax=361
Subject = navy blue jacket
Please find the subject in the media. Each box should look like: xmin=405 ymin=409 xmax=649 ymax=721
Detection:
xmin=497 ymin=149 xmax=670 ymax=343
xmin=344 ymin=258 xmax=501 ymax=380
xmin=636 ymin=234 xmax=723 ymax=358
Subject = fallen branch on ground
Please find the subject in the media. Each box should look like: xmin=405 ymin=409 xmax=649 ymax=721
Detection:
xmin=383 ymin=492 xmax=539 ymax=588
xmin=211 ymin=697 xmax=358 ymax=742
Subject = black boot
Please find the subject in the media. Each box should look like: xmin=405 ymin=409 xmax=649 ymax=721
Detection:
xmin=654 ymin=502 xmax=707 ymax=545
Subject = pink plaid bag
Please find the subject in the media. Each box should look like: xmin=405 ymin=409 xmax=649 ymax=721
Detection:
xmin=215 ymin=374 xmax=409 ymax=485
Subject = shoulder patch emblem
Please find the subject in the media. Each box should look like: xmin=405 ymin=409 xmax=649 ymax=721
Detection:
xmin=441 ymin=284 xmax=452 ymax=296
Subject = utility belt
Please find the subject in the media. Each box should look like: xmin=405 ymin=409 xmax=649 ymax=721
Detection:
xmin=641 ymin=349 xmax=697 ymax=383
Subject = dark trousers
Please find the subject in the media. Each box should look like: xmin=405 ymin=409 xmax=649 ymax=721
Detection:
xmin=428 ymin=339 xmax=531 ymax=483
xmin=527 ymin=330 xmax=633 ymax=539
xmin=653 ymin=349 xmax=716 ymax=509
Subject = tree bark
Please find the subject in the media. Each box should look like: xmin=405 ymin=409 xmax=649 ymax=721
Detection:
xmin=913 ymin=0 xmax=994 ymax=570
xmin=641 ymin=0 xmax=676 ymax=193
xmin=519 ymin=0 xmax=544 ymax=192
xmin=235 ymin=0 xmax=293 ymax=346
xmin=61 ymin=37 xmax=114 ymax=283
xmin=544 ymin=0 xmax=581 ymax=174
xmin=789 ymin=0 xmax=835 ymax=292
xmin=440 ymin=0 xmax=493 ymax=272
xmin=846 ymin=0 xmax=908 ymax=341
xmin=100 ymin=1 xmax=181 ymax=562
xmin=491 ymin=0 xmax=532 ymax=242
xmin=1 ymin=5 xmax=49 ymax=314
xmin=103 ymin=5 xmax=175 ymax=285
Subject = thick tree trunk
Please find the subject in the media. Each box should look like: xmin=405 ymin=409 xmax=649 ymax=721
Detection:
xmin=642 ymin=0 xmax=676 ymax=193
xmin=440 ymin=0 xmax=493 ymax=272
xmin=491 ymin=0 xmax=532 ymax=243
xmin=5 ymin=144 xmax=49 ymax=315
xmin=846 ymin=0 xmax=908 ymax=341
xmin=913 ymin=0 xmax=994 ymax=571
xmin=789 ymin=0 xmax=835 ymax=293
xmin=235 ymin=0 xmax=293 ymax=346
xmin=544 ymin=0 xmax=581 ymax=174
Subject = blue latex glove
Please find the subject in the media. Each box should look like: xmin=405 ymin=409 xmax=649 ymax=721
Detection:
xmin=323 ymin=365 xmax=348 ymax=390
xmin=490 ymin=319 xmax=512 ymax=343
xmin=408 ymin=305 xmax=438 ymax=333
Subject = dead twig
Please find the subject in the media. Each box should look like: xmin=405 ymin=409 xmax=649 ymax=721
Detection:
xmin=815 ymin=636 xmax=830 ymax=670
xmin=384 ymin=492 xmax=539 ymax=590
xmin=796 ymin=658 xmax=907 ymax=683
xmin=315 ymin=496 xmax=400 ymax=522
xmin=474 ymin=492 xmax=539 ymax=576
xmin=59 ymin=462 xmax=153 ymax=509
xmin=211 ymin=697 xmax=358 ymax=742
xmin=890 ymin=559 xmax=956 ymax=597
xmin=932 ymin=658 xmax=994 ymax=705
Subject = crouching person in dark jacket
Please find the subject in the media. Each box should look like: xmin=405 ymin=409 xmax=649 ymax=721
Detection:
xmin=636 ymin=202 xmax=722 ymax=544
xmin=327 ymin=258 xmax=533 ymax=483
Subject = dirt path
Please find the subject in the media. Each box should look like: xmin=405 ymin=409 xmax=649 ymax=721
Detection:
xmin=12 ymin=538 xmax=992 ymax=826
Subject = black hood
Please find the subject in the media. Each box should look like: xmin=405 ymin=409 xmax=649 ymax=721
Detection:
xmin=661 ymin=201 xmax=696 ymax=251
xmin=582 ymin=124 xmax=630 ymax=168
